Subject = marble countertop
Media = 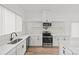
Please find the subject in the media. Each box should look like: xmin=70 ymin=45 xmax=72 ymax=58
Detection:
xmin=0 ymin=35 xmax=30 ymax=55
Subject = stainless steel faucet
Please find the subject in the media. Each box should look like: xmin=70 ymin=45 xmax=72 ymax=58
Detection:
xmin=10 ymin=32 xmax=17 ymax=41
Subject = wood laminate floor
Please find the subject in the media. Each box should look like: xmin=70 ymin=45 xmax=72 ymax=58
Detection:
xmin=27 ymin=47 xmax=59 ymax=55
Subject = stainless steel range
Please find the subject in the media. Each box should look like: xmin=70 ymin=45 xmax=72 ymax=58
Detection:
xmin=42 ymin=31 xmax=53 ymax=47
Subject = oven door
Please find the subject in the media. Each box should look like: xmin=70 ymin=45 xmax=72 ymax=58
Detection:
xmin=43 ymin=36 xmax=52 ymax=43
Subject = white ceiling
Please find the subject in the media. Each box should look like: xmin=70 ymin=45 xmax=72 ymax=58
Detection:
xmin=3 ymin=4 xmax=79 ymax=21
xmin=5 ymin=4 xmax=79 ymax=12
xmin=18 ymin=4 xmax=79 ymax=11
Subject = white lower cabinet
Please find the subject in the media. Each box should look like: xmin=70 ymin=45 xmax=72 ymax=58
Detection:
xmin=6 ymin=39 xmax=26 ymax=55
xmin=6 ymin=48 xmax=17 ymax=55
xmin=53 ymin=37 xmax=59 ymax=46
xmin=17 ymin=40 xmax=26 ymax=55
xmin=30 ymin=34 xmax=42 ymax=46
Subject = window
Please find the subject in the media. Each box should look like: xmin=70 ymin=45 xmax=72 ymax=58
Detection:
xmin=71 ymin=23 xmax=79 ymax=38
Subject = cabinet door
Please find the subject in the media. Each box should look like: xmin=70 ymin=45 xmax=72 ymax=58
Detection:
xmin=26 ymin=36 xmax=30 ymax=49
xmin=2 ymin=7 xmax=15 ymax=34
xmin=17 ymin=40 xmax=26 ymax=55
xmin=22 ymin=40 xmax=26 ymax=54
xmin=6 ymin=48 xmax=16 ymax=55
xmin=15 ymin=15 xmax=22 ymax=32
xmin=30 ymin=34 xmax=42 ymax=46
xmin=53 ymin=37 xmax=59 ymax=46
xmin=0 ymin=6 xmax=2 ymax=35
xmin=17 ymin=43 xmax=23 ymax=55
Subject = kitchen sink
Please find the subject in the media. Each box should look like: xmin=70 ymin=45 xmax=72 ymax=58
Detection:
xmin=8 ymin=39 xmax=22 ymax=44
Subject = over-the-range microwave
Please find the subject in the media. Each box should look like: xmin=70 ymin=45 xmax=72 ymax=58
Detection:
xmin=43 ymin=22 xmax=52 ymax=26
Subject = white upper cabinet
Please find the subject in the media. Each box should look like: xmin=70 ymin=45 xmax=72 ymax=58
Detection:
xmin=15 ymin=15 xmax=22 ymax=32
xmin=0 ymin=5 xmax=22 ymax=35
xmin=0 ymin=6 xmax=3 ymax=35
xmin=2 ymin=7 xmax=15 ymax=34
